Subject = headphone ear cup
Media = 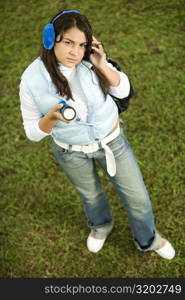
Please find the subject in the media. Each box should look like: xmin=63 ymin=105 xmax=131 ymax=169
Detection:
xmin=43 ymin=24 xmax=55 ymax=49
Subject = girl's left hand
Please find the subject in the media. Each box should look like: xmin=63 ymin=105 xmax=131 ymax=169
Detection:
xmin=89 ymin=36 xmax=106 ymax=69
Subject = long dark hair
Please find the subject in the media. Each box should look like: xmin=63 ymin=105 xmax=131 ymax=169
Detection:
xmin=40 ymin=10 xmax=110 ymax=100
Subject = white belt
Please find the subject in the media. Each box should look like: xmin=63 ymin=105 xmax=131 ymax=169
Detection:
xmin=54 ymin=126 xmax=120 ymax=177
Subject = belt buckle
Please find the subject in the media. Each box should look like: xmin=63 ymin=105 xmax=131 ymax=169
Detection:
xmin=90 ymin=143 xmax=99 ymax=153
xmin=81 ymin=145 xmax=90 ymax=153
xmin=93 ymin=143 xmax=99 ymax=152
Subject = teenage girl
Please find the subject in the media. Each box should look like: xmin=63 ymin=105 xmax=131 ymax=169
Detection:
xmin=19 ymin=9 xmax=175 ymax=259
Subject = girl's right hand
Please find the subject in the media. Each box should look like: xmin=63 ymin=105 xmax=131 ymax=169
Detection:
xmin=47 ymin=104 xmax=70 ymax=123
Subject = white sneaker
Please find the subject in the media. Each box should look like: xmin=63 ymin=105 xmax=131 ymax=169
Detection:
xmin=87 ymin=234 xmax=106 ymax=253
xmin=154 ymin=239 xmax=175 ymax=260
xmin=87 ymin=227 xmax=112 ymax=253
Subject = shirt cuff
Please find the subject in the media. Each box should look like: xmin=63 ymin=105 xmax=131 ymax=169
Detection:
xmin=24 ymin=120 xmax=51 ymax=142
xmin=109 ymin=72 xmax=130 ymax=99
xmin=35 ymin=119 xmax=52 ymax=137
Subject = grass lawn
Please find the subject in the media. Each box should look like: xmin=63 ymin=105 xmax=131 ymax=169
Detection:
xmin=0 ymin=0 xmax=185 ymax=277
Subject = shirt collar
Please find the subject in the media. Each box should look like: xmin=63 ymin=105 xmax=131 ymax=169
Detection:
xmin=81 ymin=60 xmax=93 ymax=69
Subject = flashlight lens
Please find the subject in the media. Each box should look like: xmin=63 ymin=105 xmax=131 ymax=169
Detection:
xmin=63 ymin=107 xmax=76 ymax=120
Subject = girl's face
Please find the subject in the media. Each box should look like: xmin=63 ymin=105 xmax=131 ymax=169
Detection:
xmin=54 ymin=27 xmax=88 ymax=67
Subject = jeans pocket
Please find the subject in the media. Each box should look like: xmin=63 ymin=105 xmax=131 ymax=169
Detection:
xmin=51 ymin=141 xmax=74 ymax=163
xmin=51 ymin=140 xmax=87 ymax=169
xmin=109 ymin=134 xmax=129 ymax=158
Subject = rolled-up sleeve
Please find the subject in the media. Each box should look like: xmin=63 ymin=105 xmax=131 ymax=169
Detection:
xmin=19 ymin=80 xmax=51 ymax=141
xmin=107 ymin=62 xmax=130 ymax=99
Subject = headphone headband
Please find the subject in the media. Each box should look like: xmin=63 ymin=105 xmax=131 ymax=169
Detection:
xmin=43 ymin=10 xmax=82 ymax=50
xmin=51 ymin=10 xmax=82 ymax=24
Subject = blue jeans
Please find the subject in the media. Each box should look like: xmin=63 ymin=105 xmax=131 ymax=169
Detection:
xmin=52 ymin=131 xmax=162 ymax=251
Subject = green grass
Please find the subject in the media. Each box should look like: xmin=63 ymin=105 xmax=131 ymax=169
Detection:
xmin=0 ymin=0 xmax=185 ymax=278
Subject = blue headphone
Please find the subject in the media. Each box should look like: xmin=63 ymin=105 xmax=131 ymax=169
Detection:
xmin=43 ymin=10 xmax=82 ymax=50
